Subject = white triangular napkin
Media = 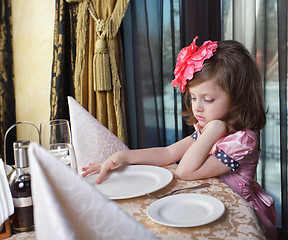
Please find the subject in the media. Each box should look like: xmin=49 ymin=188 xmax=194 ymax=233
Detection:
xmin=67 ymin=96 xmax=129 ymax=174
xmin=0 ymin=159 xmax=14 ymax=226
xmin=28 ymin=143 xmax=156 ymax=240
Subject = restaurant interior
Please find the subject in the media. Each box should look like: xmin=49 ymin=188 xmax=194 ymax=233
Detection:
xmin=0 ymin=0 xmax=288 ymax=239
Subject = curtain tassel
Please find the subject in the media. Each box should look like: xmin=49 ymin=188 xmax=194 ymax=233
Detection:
xmin=93 ymin=38 xmax=112 ymax=91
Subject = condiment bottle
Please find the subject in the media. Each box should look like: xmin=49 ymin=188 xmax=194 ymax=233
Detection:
xmin=10 ymin=141 xmax=34 ymax=233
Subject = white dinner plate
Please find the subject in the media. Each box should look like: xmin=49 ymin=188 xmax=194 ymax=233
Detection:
xmin=147 ymin=193 xmax=225 ymax=227
xmin=86 ymin=165 xmax=173 ymax=200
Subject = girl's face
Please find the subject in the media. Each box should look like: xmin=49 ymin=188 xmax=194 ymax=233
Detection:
xmin=189 ymin=79 xmax=229 ymax=128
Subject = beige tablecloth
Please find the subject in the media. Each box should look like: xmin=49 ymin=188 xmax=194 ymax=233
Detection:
xmin=7 ymin=164 xmax=267 ymax=240
xmin=116 ymin=164 xmax=267 ymax=239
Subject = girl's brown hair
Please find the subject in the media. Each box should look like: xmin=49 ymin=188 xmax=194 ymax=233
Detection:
xmin=183 ymin=40 xmax=266 ymax=134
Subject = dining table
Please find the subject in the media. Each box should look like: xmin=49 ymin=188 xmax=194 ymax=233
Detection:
xmin=6 ymin=164 xmax=267 ymax=240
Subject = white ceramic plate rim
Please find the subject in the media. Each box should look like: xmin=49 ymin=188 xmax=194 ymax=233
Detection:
xmin=86 ymin=165 xmax=173 ymax=200
xmin=147 ymin=193 xmax=225 ymax=227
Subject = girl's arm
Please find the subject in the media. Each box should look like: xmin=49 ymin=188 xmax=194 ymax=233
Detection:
xmin=176 ymin=120 xmax=231 ymax=180
xmin=82 ymin=135 xmax=195 ymax=183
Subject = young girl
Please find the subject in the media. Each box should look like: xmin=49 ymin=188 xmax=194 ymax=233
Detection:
xmin=82 ymin=37 xmax=277 ymax=239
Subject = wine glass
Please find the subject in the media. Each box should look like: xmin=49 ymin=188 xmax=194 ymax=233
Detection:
xmin=40 ymin=119 xmax=72 ymax=165
xmin=47 ymin=143 xmax=70 ymax=162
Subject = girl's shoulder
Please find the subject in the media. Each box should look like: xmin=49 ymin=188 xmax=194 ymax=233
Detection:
xmin=212 ymin=130 xmax=258 ymax=160
xmin=218 ymin=130 xmax=257 ymax=149
xmin=223 ymin=130 xmax=257 ymax=144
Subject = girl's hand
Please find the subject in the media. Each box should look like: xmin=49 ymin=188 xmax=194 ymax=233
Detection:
xmin=81 ymin=161 xmax=102 ymax=177
xmin=81 ymin=151 xmax=125 ymax=184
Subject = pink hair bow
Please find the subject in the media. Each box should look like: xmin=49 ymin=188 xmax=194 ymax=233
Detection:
xmin=171 ymin=36 xmax=218 ymax=93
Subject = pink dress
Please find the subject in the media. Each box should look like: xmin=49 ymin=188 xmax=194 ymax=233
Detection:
xmin=192 ymin=123 xmax=278 ymax=240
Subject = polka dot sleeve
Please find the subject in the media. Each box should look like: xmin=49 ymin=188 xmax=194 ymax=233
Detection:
xmin=211 ymin=130 xmax=258 ymax=172
xmin=191 ymin=131 xmax=198 ymax=140
xmin=214 ymin=150 xmax=239 ymax=171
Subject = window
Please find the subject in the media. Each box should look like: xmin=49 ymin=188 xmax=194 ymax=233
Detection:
xmin=222 ymin=0 xmax=286 ymax=227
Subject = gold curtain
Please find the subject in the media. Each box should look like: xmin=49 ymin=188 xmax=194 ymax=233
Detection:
xmin=0 ymin=0 xmax=16 ymax=164
xmin=50 ymin=0 xmax=78 ymax=120
xmin=67 ymin=0 xmax=130 ymax=144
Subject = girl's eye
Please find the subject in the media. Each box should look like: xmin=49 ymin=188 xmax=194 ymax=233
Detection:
xmin=191 ymin=97 xmax=196 ymax=101
xmin=205 ymin=99 xmax=214 ymax=103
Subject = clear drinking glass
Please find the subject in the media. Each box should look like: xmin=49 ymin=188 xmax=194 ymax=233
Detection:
xmin=40 ymin=119 xmax=72 ymax=165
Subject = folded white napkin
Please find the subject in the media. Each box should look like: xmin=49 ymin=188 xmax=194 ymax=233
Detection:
xmin=28 ymin=143 xmax=156 ymax=240
xmin=67 ymin=96 xmax=129 ymax=174
xmin=0 ymin=159 xmax=14 ymax=227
